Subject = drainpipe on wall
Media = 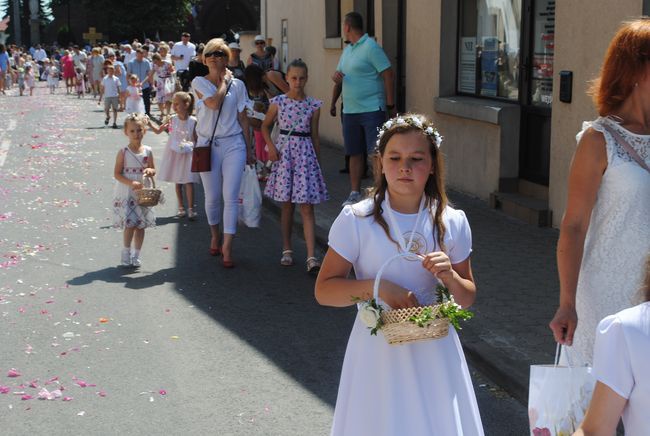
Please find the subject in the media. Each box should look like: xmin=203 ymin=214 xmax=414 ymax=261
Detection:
xmin=261 ymin=0 xmax=267 ymax=36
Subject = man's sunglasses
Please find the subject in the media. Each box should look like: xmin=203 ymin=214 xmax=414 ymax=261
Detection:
xmin=255 ymin=41 xmax=266 ymax=45
xmin=204 ymin=51 xmax=227 ymax=58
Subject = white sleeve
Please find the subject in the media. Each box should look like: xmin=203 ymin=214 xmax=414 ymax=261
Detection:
xmin=445 ymin=209 xmax=472 ymax=264
xmin=327 ymin=206 xmax=360 ymax=264
xmin=592 ymin=315 xmax=634 ymax=399
xmin=191 ymin=76 xmax=214 ymax=98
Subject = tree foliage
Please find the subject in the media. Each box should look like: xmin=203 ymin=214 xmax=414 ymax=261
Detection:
xmin=78 ymin=0 xmax=193 ymax=41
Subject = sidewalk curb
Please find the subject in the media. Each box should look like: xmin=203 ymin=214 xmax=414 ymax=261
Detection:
xmin=260 ymin=194 xmax=528 ymax=405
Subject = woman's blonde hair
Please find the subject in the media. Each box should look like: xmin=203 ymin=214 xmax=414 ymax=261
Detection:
xmin=203 ymin=38 xmax=231 ymax=63
xmin=92 ymin=47 xmax=101 ymax=55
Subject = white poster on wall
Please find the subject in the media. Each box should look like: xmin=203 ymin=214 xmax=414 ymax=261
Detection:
xmin=459 ymin=37 xmax=476 ymax=93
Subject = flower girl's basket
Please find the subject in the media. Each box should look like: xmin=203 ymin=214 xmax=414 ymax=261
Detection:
xmin=374 ymin=252 xmax=450 ymax=345
xmin=135 ymin=176 xmax=162 ymax=207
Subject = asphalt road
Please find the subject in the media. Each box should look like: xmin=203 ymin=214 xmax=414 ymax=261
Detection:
xmin=0 ymin=84 xmax=528 ymax=435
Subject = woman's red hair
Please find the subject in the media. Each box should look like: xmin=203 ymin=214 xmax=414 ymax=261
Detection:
xmin=590 ymin=18 xmax=650 ymax=115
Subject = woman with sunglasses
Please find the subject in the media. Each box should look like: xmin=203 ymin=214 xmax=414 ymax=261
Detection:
xmin=246 ymin=35 xmax=274 ymax=72
xmin=191 ymin=38 xmax=254 ymax=268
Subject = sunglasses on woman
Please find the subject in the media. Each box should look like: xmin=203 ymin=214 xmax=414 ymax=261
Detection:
xmin=204 ymin=51 xmax=227 ymax=58
xmin=255 ymin=41 xmax=266 ymax=45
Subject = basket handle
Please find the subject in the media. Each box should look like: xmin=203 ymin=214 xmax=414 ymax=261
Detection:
xmin=142 ymin=175 xmax=156 ymax=189
xmin=372 ymin=252 xmax=422 ymax=301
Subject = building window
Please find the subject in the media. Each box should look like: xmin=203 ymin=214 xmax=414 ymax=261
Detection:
xmin=457 ymin=0 xmax=522 ymax=100
xmin=326 ymin=0 xmax=341 ymax=38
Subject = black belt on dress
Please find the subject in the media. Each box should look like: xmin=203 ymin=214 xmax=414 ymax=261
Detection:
xmin=280 ymin=129 xmax=311 ymax=137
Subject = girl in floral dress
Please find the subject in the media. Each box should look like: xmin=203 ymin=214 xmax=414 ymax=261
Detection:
xmin=112 ymin=113 xmax=157 ymax=268
xmin=262 ymin=59 xmax=328 ymax=274
xmin=151 ymin=53 xmax=175 ymax=118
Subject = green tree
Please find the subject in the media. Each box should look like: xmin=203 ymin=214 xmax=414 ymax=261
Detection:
xmin=71 ymin=0 xmax=193 ymax=42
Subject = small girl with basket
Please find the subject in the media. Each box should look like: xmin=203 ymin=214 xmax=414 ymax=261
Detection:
xmin=262 ymin=59 xmax=328 ymax=274
xmin=314 ymin=114 xmax=484 ymax=435
xmin=149 ymin=92 xmax=200 ymax=219
xmin=112 ymin=113 xmax=157 ymax=268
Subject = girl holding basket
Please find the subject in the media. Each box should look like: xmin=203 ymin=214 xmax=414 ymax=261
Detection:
xmin=315 ymin=114 xmax=484 ymax=435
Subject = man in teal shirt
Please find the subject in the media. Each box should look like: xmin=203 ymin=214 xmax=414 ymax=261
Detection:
xmin=332 ymin=12 xmax=395 ymax=206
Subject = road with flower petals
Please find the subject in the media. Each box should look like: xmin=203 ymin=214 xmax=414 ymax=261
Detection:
xmin=0 ymin=82 xmax=527 ymax=435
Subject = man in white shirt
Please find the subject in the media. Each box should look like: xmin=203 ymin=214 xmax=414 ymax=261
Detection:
xmin=122 ymin=44 xmax=136 ymax=64
xmin=72 ymin=45 xmax=87 ymax=73
xmin=171 ymin=32 xmax=195 ymax=91
xmin=98 ymin=64 xmax=121 ymax=128
xmin=33 ymin=44 xmax=48 ymax=80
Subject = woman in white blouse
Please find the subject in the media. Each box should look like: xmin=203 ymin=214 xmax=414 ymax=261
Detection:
xmin=191 ymin=38 xmax=253 ymax=268
xmin=574 ymin=256 xmax=650 ymax=435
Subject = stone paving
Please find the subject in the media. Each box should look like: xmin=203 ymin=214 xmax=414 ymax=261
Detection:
xmin=263 ymin=139 xmax=561 ymax=403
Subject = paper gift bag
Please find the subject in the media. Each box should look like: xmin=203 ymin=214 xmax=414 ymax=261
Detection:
xmin=528 ymin=346 xmax=595 ymax=436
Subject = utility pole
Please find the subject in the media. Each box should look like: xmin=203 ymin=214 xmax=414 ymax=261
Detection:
xmin=12 ymin=0 xmax=21 ymax=45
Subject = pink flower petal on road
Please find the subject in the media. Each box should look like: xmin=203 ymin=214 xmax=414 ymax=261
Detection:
xmin=62 ymin=396 xmax=73 ymax=401
xmin=97 ymin=391 xmax=106 ymax=397
xmin=21 ymin=394 xmax=33 ymax=400
xmin=0 ymin=386 xmax=10 ymax=394
xmin=159 ymin=390 xmax=166 ymax=395
xmin=7 ymin=369 xmax=21 ymax=378
xmin=28 ymin=380 xmax=39 ymax=388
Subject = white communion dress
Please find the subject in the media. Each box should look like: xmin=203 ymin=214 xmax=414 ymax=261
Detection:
xmin=327 ymin=197 xmax=484 ymax=436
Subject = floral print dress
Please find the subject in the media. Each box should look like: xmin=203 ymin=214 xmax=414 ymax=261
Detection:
xmin=264 ymin=95 xmax=329 ymax=204
xmin=154 ymin=61 xmax=174 ymax=104
xmin=112 ymin=146 xmax=156 ymax=229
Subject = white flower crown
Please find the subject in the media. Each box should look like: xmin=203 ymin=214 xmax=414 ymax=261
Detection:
xmin=376 ymin=114 xmax=443 ymax=150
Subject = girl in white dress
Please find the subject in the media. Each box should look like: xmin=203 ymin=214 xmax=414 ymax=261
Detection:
xmin=46 ymin=61 xmax=59 ymax=94
xmin=125 ymin=74 xmax=145 ymax=114
xmin=150 ymin=92 xmax=199 ymax=219
xmin=315 ymin=114 xmax=484 ymax=436
xmin=575 ymin=257 xmax=650 ymax=435
xmin=550 ymin=19 xmax=650 ymax=365
xmin=112 ymin=113 xmax=157 ymax=268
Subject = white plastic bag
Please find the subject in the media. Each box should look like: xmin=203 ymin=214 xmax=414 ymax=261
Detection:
xmin=528 ymin=345 xmax=595 ymax=436
xmin=238 ymin=165 xmax=262 ymax=227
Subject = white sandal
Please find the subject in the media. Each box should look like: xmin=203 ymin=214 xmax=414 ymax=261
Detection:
xmin=280 ymin=250 xmax=294 ymax=266
xmin=306 ymin=257 xmax=321 ymax=274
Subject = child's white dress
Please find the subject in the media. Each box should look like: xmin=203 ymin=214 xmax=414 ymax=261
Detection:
xmin=327 ymin=198 xmax=484 ymax=436
xmin=112 ymin=146 xmax=156 ymax=229
xmin=157 ymin=116 xmax=200 ymax=184
xmin=125 ymin=85 xmax=145 ymax=114
xmin=46 ymin=66 xmax=59 ymax=87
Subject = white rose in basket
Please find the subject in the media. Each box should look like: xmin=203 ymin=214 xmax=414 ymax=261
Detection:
xmin=359 ymin=303 xmax=382 ymax=328
xmin=353 ymin=298 xmax=384 ymax=335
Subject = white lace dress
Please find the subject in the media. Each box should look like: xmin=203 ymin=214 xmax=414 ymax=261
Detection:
xmin=569 ymin=117 xmax=650 ymax=365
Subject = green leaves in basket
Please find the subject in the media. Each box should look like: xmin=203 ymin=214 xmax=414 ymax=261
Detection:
xmin=408 ymin=307 xmax=437 ymax=328
xmin=434 ymin=284 xmax=474 ymax=330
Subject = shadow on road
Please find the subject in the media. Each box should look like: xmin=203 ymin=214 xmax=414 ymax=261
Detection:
xmin=164 ymin=193 xmax=355 ymax=406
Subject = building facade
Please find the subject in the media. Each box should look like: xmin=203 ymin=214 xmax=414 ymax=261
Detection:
xmin=261 ymin=0 xmax=649 ymax=227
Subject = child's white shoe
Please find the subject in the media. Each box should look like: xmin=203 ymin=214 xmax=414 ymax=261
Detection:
xmin=131 ymin=255 xmax=141 ymax=268
xmin=120 ymin=248 xmax=132 ymax=267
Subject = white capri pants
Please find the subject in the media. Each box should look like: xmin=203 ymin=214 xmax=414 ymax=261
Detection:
xmin=199 ymin=134 xmax=246 ymax=234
